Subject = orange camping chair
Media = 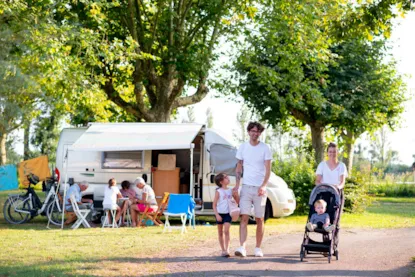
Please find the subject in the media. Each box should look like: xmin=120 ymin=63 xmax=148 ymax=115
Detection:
xmin=138 ymin=192 xmax=170 ymax=227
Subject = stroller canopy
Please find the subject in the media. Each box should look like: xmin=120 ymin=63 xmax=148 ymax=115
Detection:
xmin=308 ymin=184 xmax=341 ymax=206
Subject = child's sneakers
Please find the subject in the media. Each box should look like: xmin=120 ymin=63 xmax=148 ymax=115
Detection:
xmin=234 ymin=246 xmax=247 ymax=257
xmin=306 ymin=222 xmax=315 ymax=232
xmin=324 ymin=224 xmax=336 ymax=232
xmin=221 ymin=250 xmax=230 ymax=257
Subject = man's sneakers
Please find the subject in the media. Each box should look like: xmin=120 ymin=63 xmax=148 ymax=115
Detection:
xmin=234 ymin=246 xmax=247 ymax=257
xmin=254 ymin=247 xmax=264 ymax=257
xmin=234 ymin=246 xmax=264 ymax=257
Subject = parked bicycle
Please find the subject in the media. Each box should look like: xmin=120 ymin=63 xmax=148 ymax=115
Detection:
xmin=3 ymin=173 xmax=64 ymax=225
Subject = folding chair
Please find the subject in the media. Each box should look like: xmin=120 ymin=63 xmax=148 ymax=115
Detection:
xmin=138 ymin=192 xmax=170 ymax=227
xmin=163 ymin=194 xmax=195 ymax=234
xmin=102 ymin=208 xmax=118 ymax=228
xmin=69 ymin=194 xmax=91 ymax=229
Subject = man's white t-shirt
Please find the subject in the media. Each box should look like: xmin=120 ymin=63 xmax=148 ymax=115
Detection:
xmin=103 ymin=186 xmax=121 ymax=206
xmin=236 ymin=141 xmax=272 ymax=187
xmin=316 ymin=161 xmax=348 ymax=185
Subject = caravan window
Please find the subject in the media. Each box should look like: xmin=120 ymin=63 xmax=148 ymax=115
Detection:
xmin=102 ymin=151 xmax=144 ymax=169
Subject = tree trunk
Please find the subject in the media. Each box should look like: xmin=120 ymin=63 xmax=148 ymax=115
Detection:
xmin=342 ymin=130 xmax=356 ymax=177
xmin=0 ymin=132 xmax=7 ymax=165
xmin=23 ymin=120 xmax=30 ymax=160
xmin=310 ymin=123 xmax=325 ymax=165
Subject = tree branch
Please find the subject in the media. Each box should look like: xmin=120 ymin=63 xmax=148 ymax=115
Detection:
xmin=173 ymin=76 xmax=208 ymax=108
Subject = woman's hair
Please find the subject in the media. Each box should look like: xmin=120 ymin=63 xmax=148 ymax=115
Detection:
xmin=108 ymin=178 xmax=116 ymax=188
xmin=247 ymin=121 xmax=265 ymax=133
xmin=134 ymin=177 xmax=146 ymax=186
xmin=327 ymin=142 xmax=337 ymax=152
xmin=121 ymin=180 xmax=130 ymax=190
xmin=214 ymin=173 xmax=227 ymax=187
xmin=314 ymin=199 xmax=327 ymax=208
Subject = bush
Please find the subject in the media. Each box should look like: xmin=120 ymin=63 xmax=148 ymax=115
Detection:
xmin=273 ymin=156 xmax=316 ymax=214
xmin=343 ymin=174 xmax=372 ymax=213
xmin=369 ymin=183 xmax=415 ymax=197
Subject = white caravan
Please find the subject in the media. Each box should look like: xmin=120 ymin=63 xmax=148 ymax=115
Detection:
xmin=56 ymin=123 xmax=296 ymax=220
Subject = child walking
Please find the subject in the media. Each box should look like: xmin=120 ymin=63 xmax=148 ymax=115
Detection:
xmin=213 ymin=173 xmax=240 ymax=257
xmin=306 ymin=199 xmax=335 ymax=232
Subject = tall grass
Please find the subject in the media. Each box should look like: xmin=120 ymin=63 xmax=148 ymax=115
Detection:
xmin=369 ymin=182 xmax=415 ymax=197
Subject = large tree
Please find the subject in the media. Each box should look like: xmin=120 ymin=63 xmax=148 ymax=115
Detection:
xmin=326 ymin=38 xmax=405 ymax=175
xmin=50 ymin=0 xmax=254 ymax=122
xmin=234 ymin=0 xmax=410 ymax=165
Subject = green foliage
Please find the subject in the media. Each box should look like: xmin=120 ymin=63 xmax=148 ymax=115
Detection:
xmin=273 ymin=155 xmax=316 ymax=214
xmin=343 ymin=175 xmax=372 ymax=213
xmin=369 ymin=183 xmax=415 ymax=197
xmin=46 ymin=0 xmax=257 ymax=122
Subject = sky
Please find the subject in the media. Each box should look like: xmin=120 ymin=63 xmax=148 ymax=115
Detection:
xmin=176 ymin=11 xmax=415 ymax=165
xmin=12 ymin=11 xmax=415 ymax=166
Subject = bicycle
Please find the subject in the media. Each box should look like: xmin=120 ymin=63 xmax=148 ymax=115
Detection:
xmin=3 ymin=173 xmax=64 ymax=226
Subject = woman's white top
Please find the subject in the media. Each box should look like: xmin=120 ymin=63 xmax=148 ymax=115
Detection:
xmin=139 ymin=185 xmax=157 ymax=206
xmin=316 ymin=161 xmax=348 ymax=185
xmin=103 ymin=186 xmax=120 ymax=206
xmin=216 ymin=188 xmax=232 ymax=214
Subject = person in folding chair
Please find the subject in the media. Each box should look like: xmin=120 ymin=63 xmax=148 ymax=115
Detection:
xmin=65 ymin=181 xmax=94 ymax=226
xmin=130 ymin=177 xmax=158 ymax=227
xmin=103 ymin=178 xmax=128 ymax=226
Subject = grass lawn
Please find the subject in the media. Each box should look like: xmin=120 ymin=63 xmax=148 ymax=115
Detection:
xmin=0 ymin=190 xmax=414 ymax=276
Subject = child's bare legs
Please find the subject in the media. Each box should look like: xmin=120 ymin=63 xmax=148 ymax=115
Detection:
xmin=217 ymin=224 xmax=225 ymax=252
xmin=115 ymin=206 xmax=122 ymax=222
xmin=224 ymin=223 xmax=231 ymax=254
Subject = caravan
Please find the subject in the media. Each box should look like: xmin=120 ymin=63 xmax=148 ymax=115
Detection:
xmin=56 ymin=123 xmax=296 ymax=221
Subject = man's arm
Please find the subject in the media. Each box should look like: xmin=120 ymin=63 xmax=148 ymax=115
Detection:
xmin=258 ymin=160 xmax=271 ymax=196
xmin=234 ymin=159 xmax=243 ymax=192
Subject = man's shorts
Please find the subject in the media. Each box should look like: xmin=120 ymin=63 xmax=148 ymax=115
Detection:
xmin=239 ymin=185 xmax=267 ymax=218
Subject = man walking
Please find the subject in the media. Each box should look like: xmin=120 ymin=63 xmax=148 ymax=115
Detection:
xmin=234 ymin=122 xmax=272 ymax=257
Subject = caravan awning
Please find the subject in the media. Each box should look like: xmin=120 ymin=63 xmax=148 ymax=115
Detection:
xmin=70 ymin=123 xmax=204 ymax=151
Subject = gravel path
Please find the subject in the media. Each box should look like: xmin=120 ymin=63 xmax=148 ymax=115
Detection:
xmin=152 ymin=227 xmax=415 ymax=277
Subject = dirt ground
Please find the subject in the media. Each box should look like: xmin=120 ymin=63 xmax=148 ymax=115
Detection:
xmin=150 ymin=227 xmax=415 ymax=277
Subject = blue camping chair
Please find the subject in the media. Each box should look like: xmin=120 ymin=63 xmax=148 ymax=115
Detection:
xmin=163 ymin=194 xmax=195 ymax=234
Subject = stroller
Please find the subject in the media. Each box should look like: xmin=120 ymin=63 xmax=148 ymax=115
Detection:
xmin=300 ymin=184 xmax=344 ymax=263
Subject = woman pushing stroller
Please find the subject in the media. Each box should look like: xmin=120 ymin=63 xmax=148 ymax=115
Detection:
xmin=300 ymin=142 xmax=348 ymax=262
xmin=315 ymin=142 xmax=348 ymax=190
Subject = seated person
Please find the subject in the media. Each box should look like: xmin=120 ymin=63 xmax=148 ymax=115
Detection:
xmin=130 ymin=177 xmax=158 ymax=227
xmin=103 ymin=178 xmax=128 ymax=226
xmin=306 ymin=199 xmax=335 ymax=232
xmin=120 ymin=180 xmax=137 ymax=203
xmin=64 ymin=181 xmax=94 ymax=224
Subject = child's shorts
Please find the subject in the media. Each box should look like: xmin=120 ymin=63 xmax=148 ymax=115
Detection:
xmin=216 ymin=213 xmax=232 ymax=224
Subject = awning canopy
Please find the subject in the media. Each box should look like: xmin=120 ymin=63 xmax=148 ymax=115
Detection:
xmin=70 ymin=123 xmax=204 ymax=151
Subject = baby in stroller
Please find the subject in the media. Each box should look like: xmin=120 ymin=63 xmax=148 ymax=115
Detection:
xmin=306 ymin=199 xmax=335 ymax=233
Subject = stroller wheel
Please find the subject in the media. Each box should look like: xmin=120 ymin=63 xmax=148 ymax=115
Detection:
xmin=300 ymin=251 xmax=304 ymax=262
xmin=328 ymin=255 xmax=331 ymax=263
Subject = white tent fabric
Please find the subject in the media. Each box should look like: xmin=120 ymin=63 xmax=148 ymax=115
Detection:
xmin=70 ymin=123 xmax=204 ymax=151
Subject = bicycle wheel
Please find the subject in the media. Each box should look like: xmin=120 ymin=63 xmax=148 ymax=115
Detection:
xmin=46 ymin=201 xmax=68 ymax=226
xmin=3 ymin=196 xmax=31 ymax=224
